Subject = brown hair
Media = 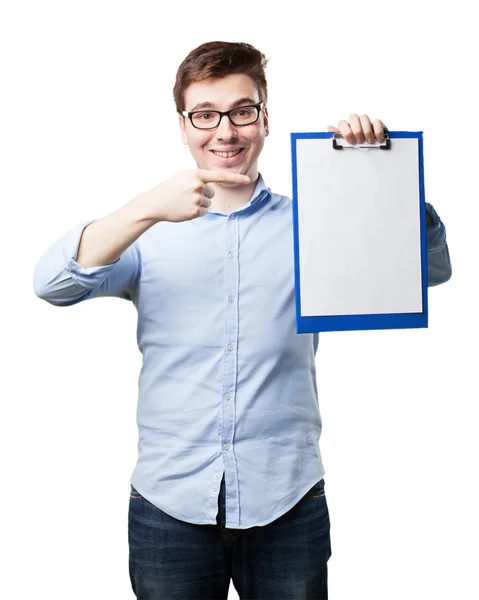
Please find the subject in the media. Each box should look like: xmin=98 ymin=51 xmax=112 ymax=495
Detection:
xmin=173 ymin=41 xmax=270 ymax=115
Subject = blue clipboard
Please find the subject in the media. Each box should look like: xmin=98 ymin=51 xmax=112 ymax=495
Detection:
xmin=290 ymin=131 xmax=428 ymax=334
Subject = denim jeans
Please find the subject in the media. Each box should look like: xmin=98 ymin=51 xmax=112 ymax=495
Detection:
xmin=128 ymin=475 xmax=332 ymax=599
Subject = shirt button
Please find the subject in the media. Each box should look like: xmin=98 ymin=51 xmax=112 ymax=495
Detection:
xmin=229 ymin=214 xmax=236 ymax=220
xmin=224 ymin=444 xmax=230 ymax=450
xmin=227 ymin=344 xmax=233 ymax=351
xmin=214 ymin=473 xmax=220 ymax=480
xmin=228 ymin=296 xmax=234 ymax=303
xmin=225 ymin=393 xmax=231 ymax=401
xmin=228 ymin=251 xmax=234 ymax=258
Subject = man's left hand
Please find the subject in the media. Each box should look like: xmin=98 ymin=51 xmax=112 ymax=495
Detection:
xmin=327 ymin=114 xmax=386 ymax=144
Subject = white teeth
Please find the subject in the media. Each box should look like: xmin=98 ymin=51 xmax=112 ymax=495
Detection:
xmin=212 ymin=149 xmax=242 ymax=158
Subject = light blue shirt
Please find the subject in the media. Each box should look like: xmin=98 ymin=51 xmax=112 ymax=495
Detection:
xmin=33 ymin=173 xmax=452 ymax=528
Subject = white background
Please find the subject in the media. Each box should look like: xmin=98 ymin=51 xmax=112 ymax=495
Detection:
xmin=1 ymin=1 xmax=477 ymax=598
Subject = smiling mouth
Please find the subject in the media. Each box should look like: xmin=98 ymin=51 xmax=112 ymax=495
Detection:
xmin=210 ymin=149 xmax=244 ymax=158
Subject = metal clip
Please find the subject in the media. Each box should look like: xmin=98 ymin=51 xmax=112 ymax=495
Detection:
xmin=332 ymin=131 xmax=391 ymax=150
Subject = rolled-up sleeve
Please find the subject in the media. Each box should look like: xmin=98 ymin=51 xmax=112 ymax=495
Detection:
xmin=33 ymin=219 xmax=141 ymax=306
xmin=426 ymin=202 xmax=452 ymax=287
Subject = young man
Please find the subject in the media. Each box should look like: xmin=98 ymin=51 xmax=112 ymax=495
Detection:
xmin=33 ymin=41 xmax=452 ymax=599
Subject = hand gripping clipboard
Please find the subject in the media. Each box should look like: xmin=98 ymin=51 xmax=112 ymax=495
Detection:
xmin=290 ymin=131 xmax=428 ymax=333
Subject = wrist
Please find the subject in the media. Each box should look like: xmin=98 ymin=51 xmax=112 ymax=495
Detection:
xmin=130 ymin=192 xmax=164 ymax=225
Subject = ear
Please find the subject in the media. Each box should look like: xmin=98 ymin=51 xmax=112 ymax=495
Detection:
xmin=178 ymin=114 xmax=188 ymax=145
xmin=263 ymin=106 xmax=269 ymax=137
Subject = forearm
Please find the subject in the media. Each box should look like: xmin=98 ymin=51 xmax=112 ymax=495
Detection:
xmin=76 ymin=194 xmax=158 ymax=269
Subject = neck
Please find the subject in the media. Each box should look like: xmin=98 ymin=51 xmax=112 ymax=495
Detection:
xmin=209 ymin=172 xmax=260 ymax=214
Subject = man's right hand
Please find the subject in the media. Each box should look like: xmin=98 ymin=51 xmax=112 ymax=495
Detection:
xmin=136 ymin=169 xmax=251 ymax=223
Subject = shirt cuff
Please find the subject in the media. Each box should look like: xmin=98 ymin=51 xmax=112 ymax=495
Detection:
xmin=63 ymin=219 xmax=121 ymax=288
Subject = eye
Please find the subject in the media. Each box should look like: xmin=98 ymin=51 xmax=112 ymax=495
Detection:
xmin=232 ymin=107 xmax=253 ymax=117
xmin=191 ymin=112 xmax=215 ymax=123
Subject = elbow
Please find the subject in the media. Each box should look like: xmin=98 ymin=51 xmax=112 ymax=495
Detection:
xmin=32 ymin=266 xmax=58 ymax=304
xmin=32 ymin=270 xmax=87 ymax=306
xmin=32 ymin=279 xmax=59 ymax=305
xmin=428 ymin=266 xmax=452 ymax=287
xmin=32 ymin=269 xmax=48 ymax=302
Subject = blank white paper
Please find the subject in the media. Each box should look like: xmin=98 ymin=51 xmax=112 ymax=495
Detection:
xmin=296 ymin=137 xmax=422 ymax=317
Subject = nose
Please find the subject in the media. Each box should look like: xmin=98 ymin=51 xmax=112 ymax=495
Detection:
xmin=215 ymin=114 xmax=238 ymax=141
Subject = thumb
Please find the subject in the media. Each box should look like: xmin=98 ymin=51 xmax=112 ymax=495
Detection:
xmin=327 ymin=125 xmax=339 ymax=133
xmin=202 ymin=184 xmax=215 ymax=199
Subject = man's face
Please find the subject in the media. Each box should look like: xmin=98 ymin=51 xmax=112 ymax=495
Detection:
xmin=179 ymin=73 xmax=269 ymax=181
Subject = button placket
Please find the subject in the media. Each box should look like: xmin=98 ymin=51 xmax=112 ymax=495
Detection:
xmin=221 ymin=212 xmax=239 ymax=493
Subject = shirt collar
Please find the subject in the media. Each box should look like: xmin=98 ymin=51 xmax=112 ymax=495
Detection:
xmin=249 ymin=172 xmax=272 ymax=207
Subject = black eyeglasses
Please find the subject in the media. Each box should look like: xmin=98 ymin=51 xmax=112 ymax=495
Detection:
xmin=182 ymin=101 xmax=264 ymax=130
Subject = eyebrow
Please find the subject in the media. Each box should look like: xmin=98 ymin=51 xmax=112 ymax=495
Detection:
xmin=189 ymin=97 xmax=257 ymax=112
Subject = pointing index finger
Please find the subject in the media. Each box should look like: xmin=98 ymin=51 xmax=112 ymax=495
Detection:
xmin=197 ymin=169 xmax=251 ymax=184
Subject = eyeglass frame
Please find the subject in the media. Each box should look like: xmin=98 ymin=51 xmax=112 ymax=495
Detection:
xmin=182 ymin=101 xmax=265 ymax=130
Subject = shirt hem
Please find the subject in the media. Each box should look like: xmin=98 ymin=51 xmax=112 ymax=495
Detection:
xmin=224 ymin=472 xmax=326 ymax=529
xmin=131 ymin=471 xmax=326 ymax=529
xmin=130 ymin=480 xmax=218 ymax=526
